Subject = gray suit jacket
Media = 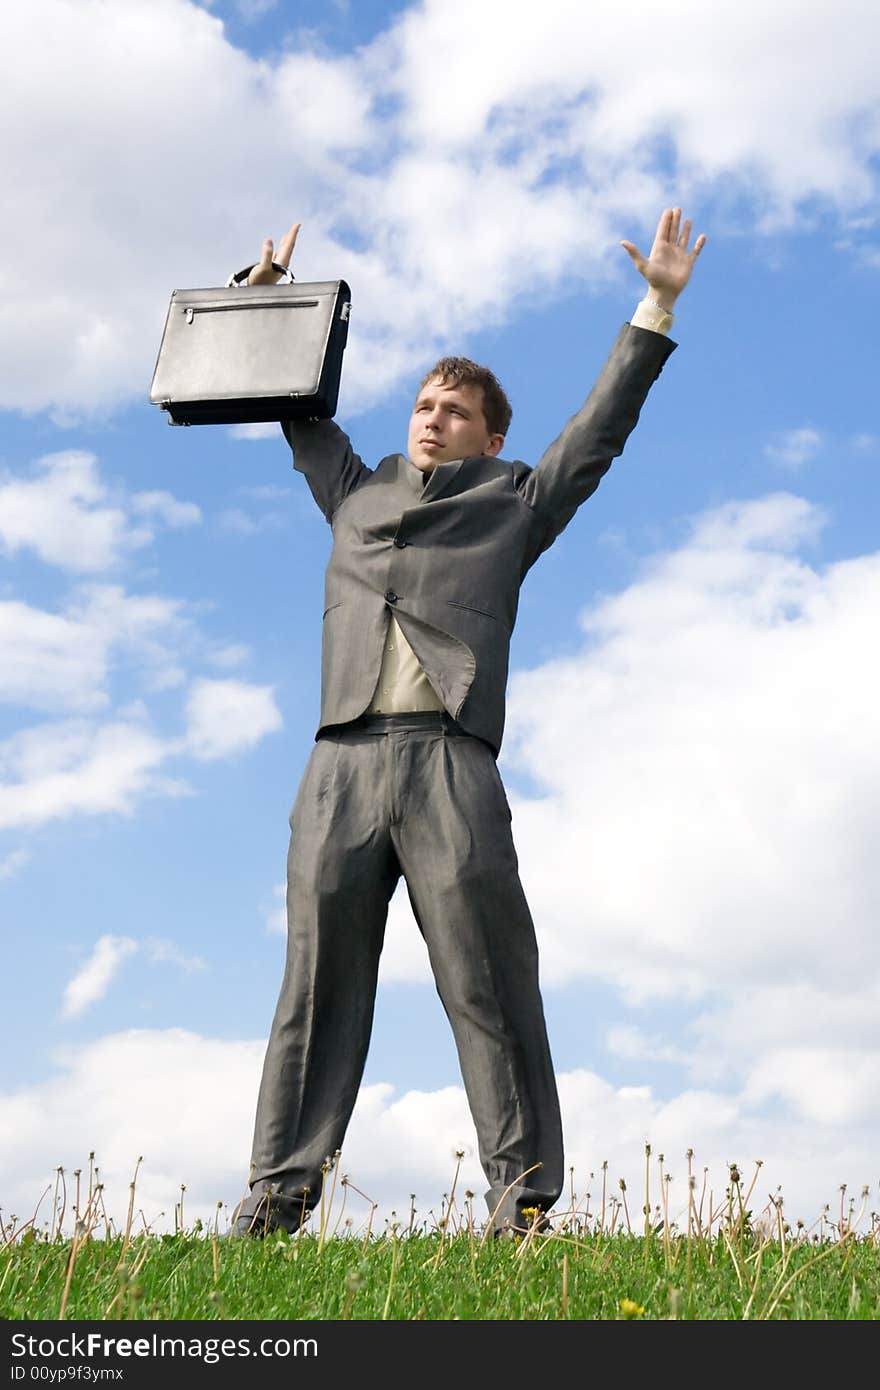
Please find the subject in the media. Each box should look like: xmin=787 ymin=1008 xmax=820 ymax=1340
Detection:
xmin=283 ymin=323 xmax=676 ymax=755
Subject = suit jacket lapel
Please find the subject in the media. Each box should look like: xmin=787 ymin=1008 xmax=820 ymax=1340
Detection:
xmin=419 ymin=457 xmax=467 ymax=503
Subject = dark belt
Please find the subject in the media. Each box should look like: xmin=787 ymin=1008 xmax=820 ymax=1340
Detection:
xmin=321 ymin=710 xmax=470 ymax=737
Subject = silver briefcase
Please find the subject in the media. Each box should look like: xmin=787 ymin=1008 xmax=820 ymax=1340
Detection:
xmin=149 ymin=266 xmax=351 ymax=425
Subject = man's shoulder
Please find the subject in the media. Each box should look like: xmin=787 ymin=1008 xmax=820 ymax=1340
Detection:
xmin=506 ymin=457 xmax=533 ymax=487
xmin=481 ymin=454 xmax=533 ymax=492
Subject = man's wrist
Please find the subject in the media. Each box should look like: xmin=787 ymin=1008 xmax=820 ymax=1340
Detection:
xmin=644 ymin=288 xmax=678 ymax=312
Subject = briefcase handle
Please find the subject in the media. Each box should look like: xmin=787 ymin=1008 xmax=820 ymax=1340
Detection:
xmin=225 ymin=262 xmax=295 ymax=288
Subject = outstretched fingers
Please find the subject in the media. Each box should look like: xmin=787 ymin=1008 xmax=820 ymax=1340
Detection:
xmin=623 ymin=207 xmax=707 ymax=289
xmin=654 ymin=207 xmax=672 ymax=243
xmin=658 ymin=207 xmax=707 ymax=260
xmin=620 ymin=239 xmax=646 ymax=273
xmin=257 ymin=236 xmax=276 ymax=271
xmin=275 ymin=221 xmax=301 ymax=268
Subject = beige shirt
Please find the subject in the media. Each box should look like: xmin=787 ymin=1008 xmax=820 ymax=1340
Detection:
xmin=366 ymin=299 xmax=673 ymax=713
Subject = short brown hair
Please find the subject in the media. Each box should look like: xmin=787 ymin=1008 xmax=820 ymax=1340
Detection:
xmin=419 ymin=356 xmax=512 ymax=438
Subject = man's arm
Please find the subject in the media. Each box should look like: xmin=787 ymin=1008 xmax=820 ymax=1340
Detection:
xmin=519 ymin=326 xmax=675 ymax=560
xmin=282 ymin=417 xmax=371 ymax=525
xmin=246 ymin=221 xmax=372 ymax=522
xmin=519 ymin=207 xmax=705 ymax=559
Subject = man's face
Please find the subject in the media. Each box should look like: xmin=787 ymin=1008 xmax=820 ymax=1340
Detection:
xmin=407 ymin=377 xmax=505 ymax=472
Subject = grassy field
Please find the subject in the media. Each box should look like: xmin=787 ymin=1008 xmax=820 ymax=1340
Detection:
xmin=3 ymin=1225 xmax=880 ymax=1321
xmin=2 ymin=1154 xmax=878 ymax=1321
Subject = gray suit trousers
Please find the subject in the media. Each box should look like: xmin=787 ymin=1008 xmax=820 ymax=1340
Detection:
xmin=239 ymin=714 xmax=564 ymax=1233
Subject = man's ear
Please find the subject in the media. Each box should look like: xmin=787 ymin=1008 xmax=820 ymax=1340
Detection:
xmin=485 ymin=433 xmax=505 ymax=457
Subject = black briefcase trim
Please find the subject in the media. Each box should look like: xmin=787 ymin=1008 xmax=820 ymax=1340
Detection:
xmin=149 ymin=279 xmax=351 ymax=426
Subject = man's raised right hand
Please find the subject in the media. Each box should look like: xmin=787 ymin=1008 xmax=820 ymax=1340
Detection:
xmin=247 ymin=221 xmax=301 ymax=285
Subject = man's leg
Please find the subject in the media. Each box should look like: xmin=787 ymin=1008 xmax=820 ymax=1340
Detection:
xmin=392 ymin=728 xmax=564 ymax=1235
xmin=235 ymin=732 xmax=400 ymax=1232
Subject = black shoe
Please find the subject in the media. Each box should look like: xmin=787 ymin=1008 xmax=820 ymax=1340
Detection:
xmin=492 ymin=1210 xmax=553 ymax=1240
xmin=228 ymin=1193 xmax=311 ymax=1238
xmin=228 ymin=1213 xmax=277 ymax=1239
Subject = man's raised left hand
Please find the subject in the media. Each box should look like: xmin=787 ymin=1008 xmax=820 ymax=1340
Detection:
xmin=621 ymin=207 xmax=706 ymax=311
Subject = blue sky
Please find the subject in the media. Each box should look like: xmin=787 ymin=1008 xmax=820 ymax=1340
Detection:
xmin=2 ymin=0 xmax=879 ymax=1237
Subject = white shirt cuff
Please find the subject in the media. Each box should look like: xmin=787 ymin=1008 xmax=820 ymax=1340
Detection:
xmin=630 ymin=297 xmax=675 ymax=335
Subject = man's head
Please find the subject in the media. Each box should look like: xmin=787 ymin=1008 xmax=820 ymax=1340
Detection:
xmin=407 ymin=356 xmax=512 ymax=472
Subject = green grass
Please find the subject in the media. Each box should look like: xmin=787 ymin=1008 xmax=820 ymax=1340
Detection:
xmin=3 ymin=1224 xmax=879 ymax=1321
xmin=4 ymin=1153 xmax=878 ymax=1320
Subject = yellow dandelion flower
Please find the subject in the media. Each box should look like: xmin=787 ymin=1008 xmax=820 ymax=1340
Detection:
xmin=619 ymin=1298 xmax=645 ymax=1319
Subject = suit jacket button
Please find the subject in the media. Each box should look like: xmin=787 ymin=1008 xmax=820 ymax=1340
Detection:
xmin=385 ymin=589 xmax=398 ymax=604
xmin=394 ymin=537 xmax=408 ymax=548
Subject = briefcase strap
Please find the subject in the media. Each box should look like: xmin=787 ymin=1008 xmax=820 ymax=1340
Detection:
xmin=225 ymin=262 xmax=295 ymax=287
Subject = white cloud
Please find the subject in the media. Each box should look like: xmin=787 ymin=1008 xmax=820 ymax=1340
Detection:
xmin=686 ymin=490 xmax=824 ymax=551
xmin=234 ymin=0 xmax=278 ymax=19
xmin=218 ymin=508 xmax=260 ymax=534
xmin=743 ymin=1047 xmax=880 ymax=1129
xmin=1 ymin=1030 xmax=874 ymax=1237
xmin=764 ymin=427 xmax=823 ymax=469
xmin=0 ymin=585 xmax=194 ymax=715
xmin=0 ymin=451 xmax=221 ymax=718
xmin=606 ymin=1025 xmax=690 ymax=1067
xmin=130 ymin=491 xmax=202 ymax=528
xmin=0 ymin=720 xmax=174 ymax=831
xmin=379 ymin=881 xmax=433 ymax=984
xmin=206 ymin=642 xmax=251 ymax=669
xmin=217 ymin=507 xmax=290 ymax=536
xmin=687 ymin=981 xmax=880 ymax=1103
xmin=3 ymin=0 xmax=879 ymax=417
xmin=0 ymin=452 xmax=151 ymax=572
xmin=228 ymin=423 xmax=280 ymax=441
xmin=240 ymin=484 xmax=290 ymax=500
xmin=0 ymin=848 xmax=30 ymax=882
xmin=184 ymin=678 xmax=283 ymax=760
xmin=502 ymin=492 xmax=880 ymax=1009
xmin=59 ymin=935 xmax=207 ymax=1021
xmin=0 ymin=442 xmax=283 ymax=829
xmin=264 ymin=882 xmax=286 ymax=935
xmin=0 ymin=1030 xmax=261 ymax=1232
xmin=61 ymin=935 xmax=139 ymax=1019
xmin=144 ymin=940 xmax=207 ymax=972
xmin=69 ymin=585 xmax=191 ymax=693
xmin=0 ymin=677 xmax=285 ymax=830
xmin=0 ymin=600 xmax=109 ymax=713
xmin=0 ymin=452 xmax=203 ymax=573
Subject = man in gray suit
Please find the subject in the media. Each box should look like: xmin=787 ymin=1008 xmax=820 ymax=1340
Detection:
xmin=233 ymin=208 xmax=705 ymax=1237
